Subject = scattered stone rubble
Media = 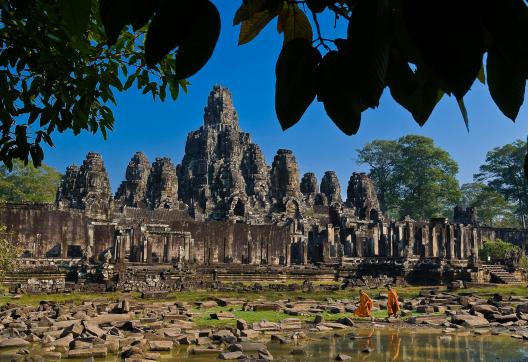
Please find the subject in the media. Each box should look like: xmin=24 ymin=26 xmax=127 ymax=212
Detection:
xmin=2 ymin=288 xmax=528 ymax=361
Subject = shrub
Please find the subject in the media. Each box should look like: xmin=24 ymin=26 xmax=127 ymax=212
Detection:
xmin=479 ymin=239 xmax=521 ymax=262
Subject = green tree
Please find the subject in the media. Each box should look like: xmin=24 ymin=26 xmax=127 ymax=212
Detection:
xmin=460 ymin=182 xmax=519 ymax=227
xmin=357 ymin=135 xmax=461 ymax=221
xmin=0 ymin=0 xmax=189 ymax=168
xmin=475 ymin=140 xmax=528 ymax=226
xmin=0 ymin=225 xmax=21 ymax=285
xmin=0 ymin=160 xmax=61 ymax=203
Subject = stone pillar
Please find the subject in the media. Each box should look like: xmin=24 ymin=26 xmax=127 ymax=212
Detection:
xmin=354 ymin=230 xmax=362 ymax=257
xmin=146 ymin=237 xmax=152 ymax=264
xmin=422 ymin=225 xmax=430 ymax=257
xmin=447 ymin=224 xmax=455 ymax=259
xmin=406 ymin=223 xmax=415 ymax=257
xmin=458 ymin=225 xmax=465 ymax=259
xmin=247 ymin=229 xmax=253 ymax=264
xmin=372 ymin=227 xmax=379 ymax=256
xmin=87 ymin=224 xmax=95 ymax=253
xmin=430 ymin=225 xmax=438 ymax=257
xmin=302 ymin=240 xmax=308 ymax=265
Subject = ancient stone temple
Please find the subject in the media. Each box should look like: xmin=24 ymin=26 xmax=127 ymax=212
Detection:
xmin=2 ymin=85 xmax=528 ymax=293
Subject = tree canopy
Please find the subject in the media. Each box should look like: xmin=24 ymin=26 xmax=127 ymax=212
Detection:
xmin=460 ymin=182 xmax=519 ymax=228
xmin=474 ymin=139 xmax=528 ymax=226
xmin=2 ymin=0 xmax=528 ymax=169
xmin=0 ymin=159 xmax=61 ymax=203
xmin=357 ymin=135 xmax=461 ymax=221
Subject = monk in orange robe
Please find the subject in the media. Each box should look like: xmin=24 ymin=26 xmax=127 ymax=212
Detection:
xmin=354 ymin=290 xmax=373 ymax=318
xmin=387 ymin=285 xmax=400 ymax=318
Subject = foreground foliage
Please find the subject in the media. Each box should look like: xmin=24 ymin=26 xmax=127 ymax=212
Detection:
xmin=2 ymin=0 xmax=528 ymax=170
xmin=0 ymin=0 xmax=188 ymax=168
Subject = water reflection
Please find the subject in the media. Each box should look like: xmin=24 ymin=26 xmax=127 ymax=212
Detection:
xmin=1 ymin=328 xmax=527 ymax=362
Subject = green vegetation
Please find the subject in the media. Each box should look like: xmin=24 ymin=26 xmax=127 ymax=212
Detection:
xmin=475 ymin=140 xmax=528 ymax=226
xmin=0 ymin=225 xmax=21 ymax=287
xmin=0 ymin=0 xmax=188 ymax=168
xmin=478 ymin=239 xmax=522 ymax=262
xmin=460 ymin=182 xmax=519 ymax=228
xmin=2 ymin=1 xmax=528 ymax=167
xmin=0 ymin=160 xmax=61 ymax=203
xmin=357 ymin=135 xmax=461 ymax=220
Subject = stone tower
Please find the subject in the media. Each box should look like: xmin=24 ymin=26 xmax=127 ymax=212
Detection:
xmin=300 ymin=172 xmax=318 ymax=199
xmin=346 ymin=172 xmax=381 ymax=221
xmin=178 ymin=85 xmax=270 ymax=220
xmin=320 ymin=171 xmax=342 ymax=205
xmin=115 ymin=152 xmax=151 ymax=208
xmin=145 ymin=157 xmax=179 ymax=209
xmin=56 ymin=152 xmax=112 ymax=218
xmin=270 ymin=149 xmax=302 ymax=202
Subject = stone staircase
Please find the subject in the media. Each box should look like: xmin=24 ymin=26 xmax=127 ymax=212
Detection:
xmin=482 ymin=264 xmax=524 ymax=285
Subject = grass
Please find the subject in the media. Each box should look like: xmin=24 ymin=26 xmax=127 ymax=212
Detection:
xmin=1 ymin=284 xmax=527 ymax=308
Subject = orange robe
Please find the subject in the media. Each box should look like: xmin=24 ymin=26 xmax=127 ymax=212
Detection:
xmin=387 ymin=289 xmax=400 ymax=316
xmin=354 ymin=292 xmax=373 ymax=317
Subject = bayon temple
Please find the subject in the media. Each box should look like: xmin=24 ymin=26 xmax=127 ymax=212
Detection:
xmin=1 ymin=85 xmax=527 ymax=293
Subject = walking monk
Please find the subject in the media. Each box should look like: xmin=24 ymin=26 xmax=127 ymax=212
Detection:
xmin=387 ymin=285 xmax=400 ymax=318
xmin=354 ymin=290 xmax=373 ymax=319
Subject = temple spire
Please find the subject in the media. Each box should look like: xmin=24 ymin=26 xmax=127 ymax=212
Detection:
xmin=203 ymin=85 xmax=239 ymax=129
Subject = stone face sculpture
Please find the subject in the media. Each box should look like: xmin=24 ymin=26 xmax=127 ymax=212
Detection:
xmin=300 ymin=172 xmax=318 ymax=199
xmin=346 ymin=172 xmax=381 ymax=221
xmin=178 ymin=85 xmax=271 ymax=219
xmin=270 ymin=149 xmax=301 ymax=202
xmin=320 ymin=171 xmax=342 ymax=205
xmin=115 ymin=152 xmax=151 ymax=209
xmin=145 ymin=157 xmax=179 ymax=209
xmin=56 ymin=152 xmax=112 ymax=218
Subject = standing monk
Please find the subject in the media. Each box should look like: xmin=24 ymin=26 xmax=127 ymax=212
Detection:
xmin=354 ymin=290 xmax=373 ymax=319
xmin=386 ymin=285 xmax=400 ymax=318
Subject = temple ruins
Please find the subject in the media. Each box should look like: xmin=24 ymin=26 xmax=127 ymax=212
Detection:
xmin=1 ymin=85 xmax=527 ymax=293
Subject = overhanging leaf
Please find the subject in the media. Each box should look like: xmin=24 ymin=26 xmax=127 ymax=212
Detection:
xmin=487 ymin=48 xmax=526 ymax=121
xmin=318 ymin=51 xmax=363 ymax=135
xmin=278 ymin=4 xmax=312 ymax=44
xmin=457 ymin=97 xmax=470 ymax=132
xmin=145 ymin=1 xmax=206 ymax=68
xmin=59 ymin=0 xmax=92 ymax=38
xmin=275 ymin=38 xmax=321 ymax=130
xmin=403 ymin=0 xmax=485 ymax=98
xmin=238 ymin=10 xmax=276 ymax=45
xmin=174 ymin=1 xmax=221 ymax=80
xmin=99 ymin=0 xmax=133 ymax=45
xmin=346 ymin=0 xmax=391 ymax=108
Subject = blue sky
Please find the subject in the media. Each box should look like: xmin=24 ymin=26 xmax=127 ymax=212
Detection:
xmin=44 ymin=2 xmax=528 ymax=192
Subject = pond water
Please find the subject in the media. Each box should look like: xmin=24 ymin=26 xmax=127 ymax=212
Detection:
xmin=1 ymin=327 xmax=527 ymax=362
xmin=172 ymin=328 xmax=528 ymax=362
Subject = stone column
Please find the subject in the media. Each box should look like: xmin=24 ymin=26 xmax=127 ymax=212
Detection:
xmin=372 ymin=227 xmax=379 ymax=256
xmin=446 ymin=225 xmax=454 ymax=259
xmin=458 ymin=225 xmax=465 ymax=259
xmin=422 ymin=225 xmax=430 ymax=257
xmin=406 ymin=223 xmax=415 ymax=257
xmin=431 ymin=225 xmax=438 ymax=257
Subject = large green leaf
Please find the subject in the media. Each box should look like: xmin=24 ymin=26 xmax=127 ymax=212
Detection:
xmin=174 ymin=1 xmax=221 ymax=80
xmin=277 ymin=4 xmax=312 ymax=44
xmin=59 ymin=0 xmax=92 ymax=38
xmin=386 ymin=50 xmax=443 ymax=126
xmin=318 ymin=51 xmax=362 ymax=135
xmin=238 ymin=10 xmax=276 ymax=45
xmin=487 ymin=48 xmax=526 ymax=121
xmin=346 ymin=0 xmax=390 ymax=108
xmin=275 ymin=38 xmax=321 ymax=130
xmin=403 ymin=0 xmax=485 ymax=99
xmin=145 ymin=1 xmax=206 ymax=68
xmin=99 ymin=0 xmax=133 ymax=44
